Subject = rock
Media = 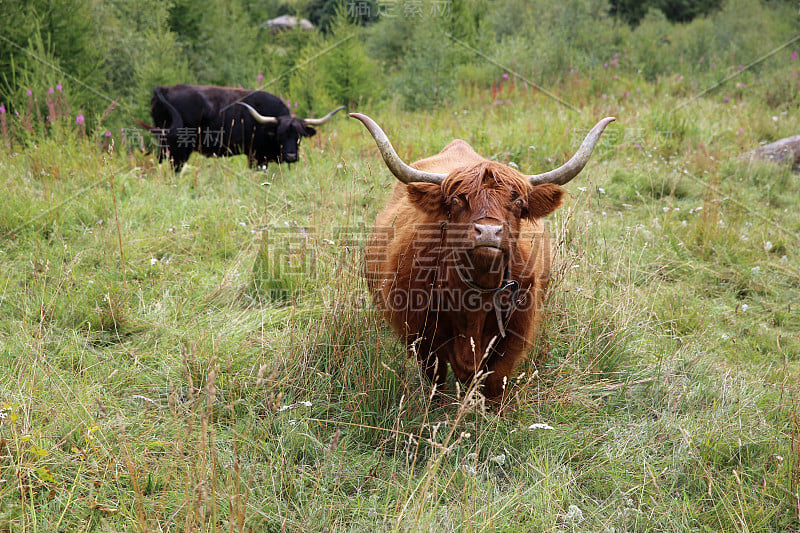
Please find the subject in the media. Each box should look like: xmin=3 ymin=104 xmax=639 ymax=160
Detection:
xmin=262 ymin=15 xmax=315 ymax=34
xmin=739 ymin=135 xmax=800 ymax=170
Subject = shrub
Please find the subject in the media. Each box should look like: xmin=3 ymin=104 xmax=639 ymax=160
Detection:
xmin=313 ymin=9 xmax=381 ymax=108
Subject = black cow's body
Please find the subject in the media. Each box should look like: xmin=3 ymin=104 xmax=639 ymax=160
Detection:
xmin=146 ymin=84 xmax=341 ymax=171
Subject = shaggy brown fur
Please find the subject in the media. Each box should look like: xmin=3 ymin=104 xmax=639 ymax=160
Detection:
xmin=365 ymin=140 xmax=564 ymax=406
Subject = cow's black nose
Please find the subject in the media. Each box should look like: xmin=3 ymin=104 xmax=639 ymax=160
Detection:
xmin=473 ymin=223 xmax=503 ymax=246
xmin=284 ymin=153 xmax=298 ymax=162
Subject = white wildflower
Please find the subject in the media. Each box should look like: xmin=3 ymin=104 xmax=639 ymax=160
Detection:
xmin=490 ymin=454 xmax=506 ymax=466
xmin=779 ymin=256 xmax=788 ymax=264
xmin=150 ymin=258 xmax=158 ymax=265
xmin=597 ymin=187 xmax=606 ymax=194
xmin=750 ymin=267 xmax=760 ymax=275
xmin=564 ymin=505 xmax=584 ymax=522
xmin=528 ymin=423 xmax=554 ymax=430
xmin=278 ymin=400 xmax=312 ymax=412
xmin=741 ymin=304 xmax=749 ymax=312
xmin=763 ymin=241 xmax=773 ymax=252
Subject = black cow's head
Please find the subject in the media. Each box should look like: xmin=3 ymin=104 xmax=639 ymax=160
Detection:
xmin=239 ymin=103 xmax=345 ymax=164
xmin=275 ymin=117 xmax=316 ymax=163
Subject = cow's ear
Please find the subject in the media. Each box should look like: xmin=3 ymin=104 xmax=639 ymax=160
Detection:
xmin=303 ymin=126 xmax=317 ymax=138
xmin=407 ymin=183 xmax=445 ymax=215
xmin=524 ymin=183 xmax=564 ymax=219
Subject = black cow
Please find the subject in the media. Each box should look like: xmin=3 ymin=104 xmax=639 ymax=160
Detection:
xmin=140 ymin=84 xmax=344 ymax=171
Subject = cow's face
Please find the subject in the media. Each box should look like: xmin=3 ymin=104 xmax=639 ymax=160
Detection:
xmin=276 ymin=118 xmax=317 ymax=163
xmin=407 ymin=162 xmax=563 ymax=280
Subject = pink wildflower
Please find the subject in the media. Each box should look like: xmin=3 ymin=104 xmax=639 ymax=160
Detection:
xmin=75 ymin=114 xmax=84 ymax=125
xmin=793 ymin=51 xmax=798 ymax=60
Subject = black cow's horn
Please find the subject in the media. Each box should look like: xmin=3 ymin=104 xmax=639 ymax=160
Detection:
xmin=350 ymin=113 xmax=446 ymax=185
xmin=238 ymin=102 xmax=278 ymax=124
xmin=527 ymin=117 xmax=615 ymax=186
xmin=304 ymin=106 xmax=346 ymax=126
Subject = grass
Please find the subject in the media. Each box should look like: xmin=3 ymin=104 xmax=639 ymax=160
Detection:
xmin=1 ymin=67 xmax=799 ymax=532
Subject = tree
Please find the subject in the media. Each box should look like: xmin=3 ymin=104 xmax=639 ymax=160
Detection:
xmin=0 ymin=0 xmax=104 ymax=116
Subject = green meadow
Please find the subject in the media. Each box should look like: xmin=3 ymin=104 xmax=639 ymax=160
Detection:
xmin=1 ymin=0 xmax=799 ymax=531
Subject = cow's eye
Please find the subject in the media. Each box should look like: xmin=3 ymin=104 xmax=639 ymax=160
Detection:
xmin=451 ymin=196 xmax=464 ymax=208
xmin=513 ymin=198 xmax=525 ymax=209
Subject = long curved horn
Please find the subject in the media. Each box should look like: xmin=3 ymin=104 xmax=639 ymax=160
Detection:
xmin=527 ymin=117 xmax=615 ymax=186
xmin=304 ymin=106 xmax=346 ymax=126
xmin=238 ymin=102 xmax=278 ymax=124
xmin=349 ymin=113 xmax=446 ymax=185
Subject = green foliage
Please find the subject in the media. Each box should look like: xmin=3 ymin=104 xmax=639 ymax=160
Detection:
xmin=313 ymin=9 xmax=380 ymax=108
xmin=308 ymin=0 xmax=381 ymax=29
xmin=396 ymin=15 xmax=462 ymax=110
xmin=610 ymin=0 xmax=723 ymax=25
xmin=631 ymin=0 xmax=797 ymax=81
xmin=188 ymin=0 xmax=261 ymax=87
xmin=483 ymin=0 xmax=624 ymax=84
xmin=132 ymin=31 xmax=193 ymax=123
xmin=95 ymin=0 xmax=194 ymax=127
xmin=0 ymin=0 xmax=104 ymax=118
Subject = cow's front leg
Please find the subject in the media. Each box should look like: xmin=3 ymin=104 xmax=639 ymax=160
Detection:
xmin=482 ymin=337 xmax=530 ymax=414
